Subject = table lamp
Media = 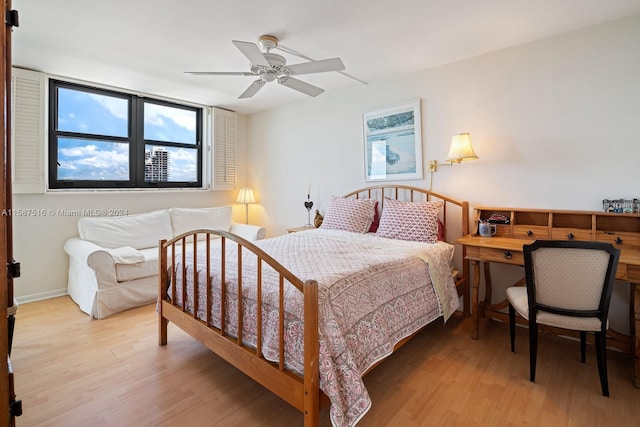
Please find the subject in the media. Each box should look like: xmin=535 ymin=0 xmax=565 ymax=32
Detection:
xmin=236 ymin=187 xmax=256 ymax=224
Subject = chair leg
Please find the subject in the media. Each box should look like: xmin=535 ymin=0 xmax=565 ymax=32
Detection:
xmin=594 ymin=331 xmax=609 ymax=397
xmin=580 ymin=331 xmax=586 ymax=364
xmin=508 ymin=303 xmax=516 ymax=352
xmin=529 ymin=320 xmax=538 ymax=382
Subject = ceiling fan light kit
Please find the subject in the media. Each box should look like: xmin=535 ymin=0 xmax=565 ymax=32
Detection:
xmin=257 ymin=34 xmax=279 ymax=51
xmin=185 ymin=34 xmax=346 ymax=99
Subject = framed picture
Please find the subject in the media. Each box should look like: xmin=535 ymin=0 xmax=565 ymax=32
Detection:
xmin=363 ymin=99 xmax=423 ymax=181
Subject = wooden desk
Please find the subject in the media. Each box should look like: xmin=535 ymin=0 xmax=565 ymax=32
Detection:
xmin=456 ymin=206 xmax=640 ymax=388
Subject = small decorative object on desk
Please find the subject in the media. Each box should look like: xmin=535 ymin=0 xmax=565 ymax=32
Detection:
xmin=603 ymin=198 xmax=638 ymax=213
xmin=314 ymin=209 xmax=324 ymax=228
xmin=486 ymin=213 xmax=510 ymax=224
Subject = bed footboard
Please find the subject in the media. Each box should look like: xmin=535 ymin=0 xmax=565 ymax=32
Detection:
xmin=158 ymin=230 xmax=320 ymax=427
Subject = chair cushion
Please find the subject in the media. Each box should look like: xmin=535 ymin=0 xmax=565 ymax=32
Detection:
xmin=114 ymin=247 xmax=160 ymax=282
xmin=506 ymin=286 xmax=529 ymax=318
xmin=506 ymin=286 xmax=605 ymax=332
xmin=114 ymin=244 xmax=189 ymax=282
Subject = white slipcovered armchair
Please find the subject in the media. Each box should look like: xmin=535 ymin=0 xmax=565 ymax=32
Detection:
xmin=64 ymin=206 xmax=266 ymax=319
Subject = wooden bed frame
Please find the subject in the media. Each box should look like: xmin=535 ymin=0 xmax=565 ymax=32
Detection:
xmin=158 ymin=185 xmax=469 ymax=427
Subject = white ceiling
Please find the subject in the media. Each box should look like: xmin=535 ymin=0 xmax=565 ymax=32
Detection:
xmin=11 ymin=0 xmax=640 ymax=115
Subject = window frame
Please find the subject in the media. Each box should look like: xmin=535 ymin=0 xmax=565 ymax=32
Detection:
xmin=48 ymin=79 xmax=204 ymax=190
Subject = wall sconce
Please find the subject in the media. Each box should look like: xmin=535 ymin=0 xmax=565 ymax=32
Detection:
xmin=236 ymin=187 xmax=256 ymax=224
xmin=427 ymin=133 xmax=478 ymax=191
xmin=429 ymin=133 xmax=479 ymax=172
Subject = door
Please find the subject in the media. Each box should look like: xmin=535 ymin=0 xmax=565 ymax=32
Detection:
xmin=2 ymin=1 xmax=19 ymax=425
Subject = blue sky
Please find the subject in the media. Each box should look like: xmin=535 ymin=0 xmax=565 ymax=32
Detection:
xmin=57 ymin=88 xmax=198 ymax=181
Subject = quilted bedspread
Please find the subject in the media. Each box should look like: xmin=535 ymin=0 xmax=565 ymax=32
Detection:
xmin=172 ymin=228 xmax=459 ymax=426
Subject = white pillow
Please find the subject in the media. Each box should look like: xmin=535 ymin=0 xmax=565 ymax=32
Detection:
xmin=170 ymin=206 xmax=233 ymax=240
xmin=78 ymin=209 xmax=173 ymax=249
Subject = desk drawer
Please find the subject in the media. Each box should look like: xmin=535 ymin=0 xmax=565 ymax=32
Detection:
xmin=616 ymin=263 xmax=627 ymax=280
xmin=596 ymin=232 xmax=640 ymax=248
xmin=478 ymin=247 xmax=524 ymax=265
xmin=513 ymin=225 xmax=548 ymax=239
xmin=627 ymin=264 xmax=640 ymax=282
xmin=551 ymin=228 xmax=593 ymax=241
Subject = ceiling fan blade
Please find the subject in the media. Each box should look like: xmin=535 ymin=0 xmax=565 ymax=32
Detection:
xmin=238 ymin=79 xmax=266 ymax=99
xmin=184 ymin=71 xmax=256 ymax=76
xmin=286 ymin=58 xmax=345 ymax=75
xmin=278 ymin=77 xmax=324 ymax=97
xmin=232 ymin=40 xmax=270 ymax=67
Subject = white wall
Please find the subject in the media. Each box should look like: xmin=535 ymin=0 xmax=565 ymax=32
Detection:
xmin=247 ymin=14 xmax=640 ymax=332
xmin=12 ymin=113 xmax=250 ymax=302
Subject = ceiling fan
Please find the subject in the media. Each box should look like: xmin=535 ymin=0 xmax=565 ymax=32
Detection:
xmin=185 ymin=35 xmax=346 ymax=99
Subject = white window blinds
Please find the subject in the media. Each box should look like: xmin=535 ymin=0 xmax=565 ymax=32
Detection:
xmin=212 ymin=107 xmax=236 ymax=190
xmin=11 ymin=67 xmax=45 ymax=194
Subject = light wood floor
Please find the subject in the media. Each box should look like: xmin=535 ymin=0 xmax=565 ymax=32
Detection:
xmin=10 ymin=296 xmax=640 ymax=426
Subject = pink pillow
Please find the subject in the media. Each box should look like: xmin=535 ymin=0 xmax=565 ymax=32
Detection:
xmin=376 ymin=198 xmax=443 ymax=243
xmin=320 ymin=197 xmax=376 ymax=233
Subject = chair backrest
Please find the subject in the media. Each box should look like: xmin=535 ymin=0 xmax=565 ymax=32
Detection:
xmin=523 ymin=240 xmax=620 ymax=320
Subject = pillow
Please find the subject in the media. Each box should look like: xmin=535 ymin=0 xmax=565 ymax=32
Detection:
xmin=320 ymin=197 xmax=376 ymax=233
xmin=368 ymin=201 xmax=380 ymax=233
xmin=376 ymin=198 xmax=443 ymax=243
xmin=170 ymin=206 xmax=233 ymax=241
xmin=78 ymin=209 xmax=173 ymax=250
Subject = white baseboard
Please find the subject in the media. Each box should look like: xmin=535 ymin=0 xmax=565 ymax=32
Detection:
xmin=15 ymin=288 xmax=68 ymax=305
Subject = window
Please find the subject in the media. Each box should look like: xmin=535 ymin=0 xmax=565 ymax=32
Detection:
xmin=48 ymin=80 xmax=203 ymax=189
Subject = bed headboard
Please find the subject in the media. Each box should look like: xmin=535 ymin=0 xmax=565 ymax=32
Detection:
xmin=342 ymin=185 xmax=470 ymax=242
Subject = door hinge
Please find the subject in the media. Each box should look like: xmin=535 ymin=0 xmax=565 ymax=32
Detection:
xmin=9 ymin=398 xmax=22 ymax=417
xmin=5 ymin=10 xmax=19 ymax=28
xmin=7 ymin=260 xmax=20 ymax=279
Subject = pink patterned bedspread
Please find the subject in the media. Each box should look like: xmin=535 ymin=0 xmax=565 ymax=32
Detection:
xmin=171 ymin=228 xmax=459 ymax=426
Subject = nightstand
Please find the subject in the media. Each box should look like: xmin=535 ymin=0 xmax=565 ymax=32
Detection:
xmin=287 ymin=225 xmax=315 ymax=233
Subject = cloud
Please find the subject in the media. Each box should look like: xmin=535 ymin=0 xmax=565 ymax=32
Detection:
xmin=145 ymin=103 xmax=196 ymax=132
xmin=170 ymin=147 xmax=197 ymax=160
xmin=87 ymin=94 xmax=128 ymax=120
xmin=58 ymin=143 xmax=129 ymax=179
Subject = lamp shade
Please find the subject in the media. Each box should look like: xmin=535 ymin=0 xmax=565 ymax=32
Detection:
xmin=446 ymin=133 xmax=479 ymax=163
xmin=236 ymin=188 xmax=256 ymax=204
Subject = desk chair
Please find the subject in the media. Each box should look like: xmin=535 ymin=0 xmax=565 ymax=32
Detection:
xmin=506 ymin=240 xmax=620 ymax=396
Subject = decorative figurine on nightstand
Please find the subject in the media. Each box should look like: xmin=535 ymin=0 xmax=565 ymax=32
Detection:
xmin=304 ymin=190 xmax=314 ymax=227
xmin=314 ymin=209 xmax=323 ymax=228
